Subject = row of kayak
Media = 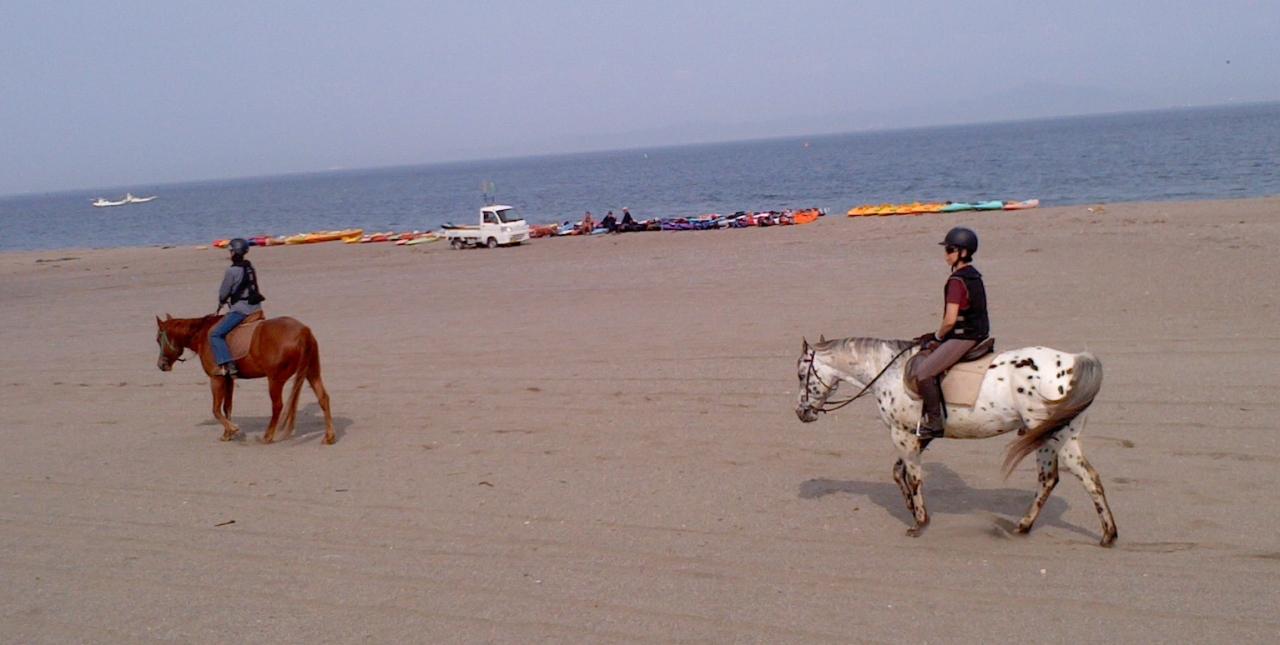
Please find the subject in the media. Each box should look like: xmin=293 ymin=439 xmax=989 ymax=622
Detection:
xmin=212 ymin=229 xmax=442 ymax=249
xmin=342 ymin=231 xmax=442 ymax=245
xmin=847 ymin=199 xmax=1039 ymax=216
xmin=530 ymin=208 xmax=824 ymax=237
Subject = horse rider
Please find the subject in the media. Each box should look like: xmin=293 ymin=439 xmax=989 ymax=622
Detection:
xmin=212 ymin=238 xmax=265 ymax=377
xmin=911 ymin=226 xmax=989 ymax=439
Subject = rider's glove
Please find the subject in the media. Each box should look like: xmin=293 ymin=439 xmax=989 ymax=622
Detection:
xmin=915 ymin=332 xmax=941 ymax=347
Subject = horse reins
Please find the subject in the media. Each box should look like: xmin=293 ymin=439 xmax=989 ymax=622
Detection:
xmin=806 ymin=343 xmax=918 ymax=413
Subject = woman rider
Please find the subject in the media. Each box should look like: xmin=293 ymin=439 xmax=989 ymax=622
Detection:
xmin=211 ymin=238 xmax=265 ymax=377
xmin=910 ymin=226 xmax=989 ymax=439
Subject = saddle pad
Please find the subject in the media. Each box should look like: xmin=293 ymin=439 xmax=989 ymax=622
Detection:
xmin=905 ymin=353 xmax=997 ymax=408
xmin=217 ymin=311 xmax=264 ymax=361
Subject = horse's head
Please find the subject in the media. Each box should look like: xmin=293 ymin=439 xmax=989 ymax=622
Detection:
xmin=796 ymin=337 xmax=837 ymax=422
xmin=155 ymin=314 xmax=184 ymax=371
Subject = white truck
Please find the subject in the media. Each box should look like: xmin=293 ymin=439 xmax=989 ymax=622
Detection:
xmin=444 ymin=205 xmax=530 ymax=249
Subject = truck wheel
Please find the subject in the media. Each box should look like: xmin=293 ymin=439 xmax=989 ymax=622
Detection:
xmin=450 ymin=239 xmax=463 ymax=249
xmin=486 ymin=237 xmax=498 ymax=249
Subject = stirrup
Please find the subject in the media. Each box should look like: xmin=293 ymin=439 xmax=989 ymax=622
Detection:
xmin=915 ymin=418 xmax=946 ymax=440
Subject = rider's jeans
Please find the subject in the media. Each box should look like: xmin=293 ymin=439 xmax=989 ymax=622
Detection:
xmin=210 ymin=311 xmax=247 ymax=366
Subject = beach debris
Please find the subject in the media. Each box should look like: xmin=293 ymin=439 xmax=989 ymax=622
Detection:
xmin=214 ymin=519 xmax=236 ymax=527
xmin=478 ymin=480 xmax=495 ymax=487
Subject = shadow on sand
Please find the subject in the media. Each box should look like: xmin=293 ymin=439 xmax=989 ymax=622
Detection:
xmin=198 ymin=402 xmax=354 ymax=444
xmin=800 ymin=462 xmax=1098 ymax=540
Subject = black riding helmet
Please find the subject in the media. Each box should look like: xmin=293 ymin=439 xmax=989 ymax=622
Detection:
xmin=939 ymin=226 xmax=978 ymax=259
xmin=228 ymin=238 xmax=250 ymax=257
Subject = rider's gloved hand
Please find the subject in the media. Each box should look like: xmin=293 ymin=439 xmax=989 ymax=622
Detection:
xmin=915 ymin=332 xmax=940 ymax=347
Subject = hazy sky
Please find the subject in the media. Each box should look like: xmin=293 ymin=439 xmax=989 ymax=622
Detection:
xmin=2 ymin=1 xmax=1275 ymax=195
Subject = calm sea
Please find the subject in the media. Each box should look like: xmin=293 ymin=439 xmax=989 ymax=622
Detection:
xmin=1 ymin=102 xmax=1277 ymax=252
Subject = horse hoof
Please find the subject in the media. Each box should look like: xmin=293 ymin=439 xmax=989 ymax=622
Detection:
xmin=220 ymin=433 xmax=237 ymax=442
xmin=257 ymin=436 xmax=274 ymax=445
xmin=1015 ymin=522 xmax=1033 ymax=534
xmin=1100 ymin=531 xmax=1118 ymax=547
xmin=323 ymin=436 xmax=336 ymax=445
xmin=906 ymin=527 xmax=924 ymax=538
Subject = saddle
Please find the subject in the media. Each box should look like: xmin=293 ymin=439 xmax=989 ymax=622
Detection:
xmin=904 ymin=337 xmax=996 ymax=408
xmin=214 ymin=310 xmax=265 ymax=361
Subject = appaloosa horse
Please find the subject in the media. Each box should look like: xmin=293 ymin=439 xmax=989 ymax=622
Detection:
xmin=795 ymin=336 xmax=1116 ymax=545
xmin=155 ymin=314 xmax=335 ymax=444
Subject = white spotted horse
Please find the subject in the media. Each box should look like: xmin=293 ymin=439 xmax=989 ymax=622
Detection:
xmin=795 ymin=335 xmax=1117 ymax=546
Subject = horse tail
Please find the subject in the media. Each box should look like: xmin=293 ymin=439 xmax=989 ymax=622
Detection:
xmin=282 ymin=327 xmax=316 ymax=432
xmin=1002 ymin=352 xmax=1103 ymax=477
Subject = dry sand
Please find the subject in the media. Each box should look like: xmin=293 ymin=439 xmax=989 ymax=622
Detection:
xmin=1 ymin=198 xmax=1277 ymax=643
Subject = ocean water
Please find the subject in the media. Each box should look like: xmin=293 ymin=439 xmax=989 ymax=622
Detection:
xmin=1 ymin=102 xmax=1277 ymax=252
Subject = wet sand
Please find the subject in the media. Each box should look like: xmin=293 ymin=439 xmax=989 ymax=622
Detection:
xmin=1 ymin=197 xmax=1277 ymax=642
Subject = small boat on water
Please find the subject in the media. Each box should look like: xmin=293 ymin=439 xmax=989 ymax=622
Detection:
xmin=92 ymin=192 xmax=157 ymax=207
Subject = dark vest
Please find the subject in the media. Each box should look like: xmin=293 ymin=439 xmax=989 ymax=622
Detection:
xmin=944 ymin=265 xmax=988 ymax=341
xmin=230 ymin=260 xmax=265 ymax=305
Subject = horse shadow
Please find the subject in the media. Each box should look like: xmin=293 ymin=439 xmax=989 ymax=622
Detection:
xmin=800 ymin=462 xmax=1097 ymax=540
xmin=198 ymin=402 xmax=354 ymax=444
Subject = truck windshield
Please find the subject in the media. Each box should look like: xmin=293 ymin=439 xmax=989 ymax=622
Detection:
xmin=495 ymin=209 xmax=522 ymax=223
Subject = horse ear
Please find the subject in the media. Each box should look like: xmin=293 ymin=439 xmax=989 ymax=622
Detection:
xmin=802 ymin=337 xmax=809 ymax=352
xmin=156 ymin=315 xmax=162 ymax=327
xmin=165 ymin=313 xmax=172 ymax=320
xmin=819 ymin=333 xmax=826 ymax=343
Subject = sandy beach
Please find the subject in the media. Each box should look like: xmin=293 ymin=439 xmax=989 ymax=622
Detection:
xmin=1 ymin=197 xmax=1277 ymax=643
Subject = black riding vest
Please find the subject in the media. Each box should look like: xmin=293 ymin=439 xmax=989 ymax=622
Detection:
xmin=944 ymin=265 xmax=988 ymax=341
xmin=229 ymin=260 xmax=265 ymax=305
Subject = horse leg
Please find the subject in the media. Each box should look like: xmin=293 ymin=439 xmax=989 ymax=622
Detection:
xmin=1016 ymin=438 xmax=1062 ymax=534
xmin=892 ymin=458 xmax=917 ymax=518
xmin=1060 ymin=436 xmax=1119 ymax=546
xmin=222 ymin=378 xmax=234 ymax=418
xmin=210 ymin=377 xmax=239 ymax=441
xmin=892 ymin=426 xmax=929 ymax=536
xmin=306 ymin=370 xmax=335 ymax=445
xmin=260 ymin=375 xmax=286 ymax=444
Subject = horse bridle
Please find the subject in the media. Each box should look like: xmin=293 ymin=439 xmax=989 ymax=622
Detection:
xmin=158 ymin=328 xmax=187 ymax=364
xmin=803 ymin=343 xmax=917 ymax=414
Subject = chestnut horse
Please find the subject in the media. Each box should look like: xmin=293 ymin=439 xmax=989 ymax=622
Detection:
xmin=155 ymin=314 xmax=335 ymax=444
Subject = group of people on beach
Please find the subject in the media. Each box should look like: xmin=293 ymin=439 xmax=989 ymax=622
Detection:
xmin=573 ymin=207 xmax=645 ymax=234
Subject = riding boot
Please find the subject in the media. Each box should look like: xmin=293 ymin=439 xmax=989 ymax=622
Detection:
xmin=222 ymin=362 xmax=238 ymax=378
xmin=916 ymin=377 xmax=946 ymax=439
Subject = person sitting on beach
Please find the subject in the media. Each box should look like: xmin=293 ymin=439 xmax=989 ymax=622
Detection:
xmin=619 ymin=208 xmax=636 ymax=232
xmin=211 ymin=238 xmax=265 ymax=377
xmin=575 ymin=211 xmax=595 ymax=235
xmin=600 ymin=210 xmax=618 ymax=233
xmin=909 ymin=226 xmax=988 ymax=439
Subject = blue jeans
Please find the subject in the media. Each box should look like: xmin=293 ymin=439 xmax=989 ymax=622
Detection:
xmin=210 ymin=311 xmax=246 ymax=366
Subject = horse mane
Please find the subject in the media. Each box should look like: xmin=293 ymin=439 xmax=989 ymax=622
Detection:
xmin=165 ymin=314 xmax=221 ymax=346
xmin=813 ymin=336 xmax=913 ymax=355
